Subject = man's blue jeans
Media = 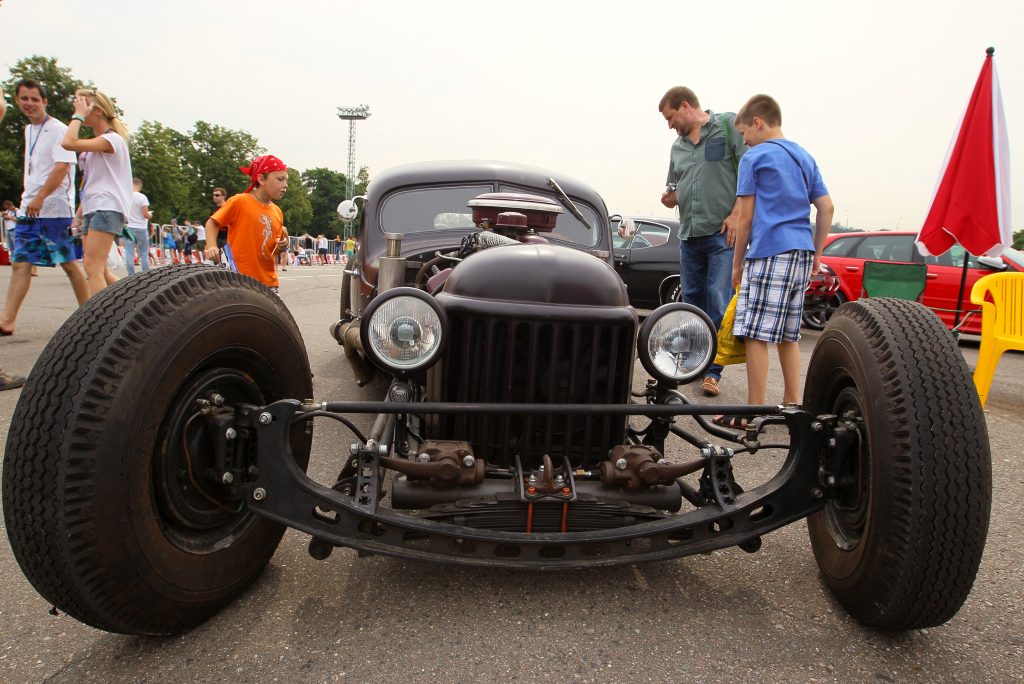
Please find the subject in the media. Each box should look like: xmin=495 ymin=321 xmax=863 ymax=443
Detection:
xmin=679 ymin=230 xmax=733 ymax=380
xmin=123 ymin=226 xmax=151 ymax=275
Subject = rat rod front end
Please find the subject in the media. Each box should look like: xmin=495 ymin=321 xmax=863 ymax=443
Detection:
xmin=237 ymin=398 xmax=840 ymax=568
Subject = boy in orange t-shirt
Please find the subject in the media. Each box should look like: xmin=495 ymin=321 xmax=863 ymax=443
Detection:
xmin=204 ymin=155 xmax=289 ymax=289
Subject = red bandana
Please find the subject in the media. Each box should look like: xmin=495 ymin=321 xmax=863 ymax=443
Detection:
xmin=240 ymin=155 xmax=288 ymax=193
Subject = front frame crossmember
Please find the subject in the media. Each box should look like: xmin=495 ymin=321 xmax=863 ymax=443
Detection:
xmin=240 ymin=399 xmax=832 ymax=568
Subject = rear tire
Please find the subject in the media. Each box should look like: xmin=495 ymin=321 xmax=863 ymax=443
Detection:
xmin=2 ymin=266 xmax=313 ymax=635
xmin=802 ymin=292 xmax=846 ymax=331
xmin=803 ymin=298 xmax=990 ymax=630
xmin=662 ymin=279 xmax=681 ymax=305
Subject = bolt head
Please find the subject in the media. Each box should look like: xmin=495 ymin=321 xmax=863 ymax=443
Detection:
xmin=811 ymin=421 xmax=824 ymax=432
xmin=257 ymin=412 xmax=272 ymax=425
xmin=210 ymin=393 xmax=225 ymax=406
xmin=462 ymin=455 xmax=476 ymax=468
xmin=225 ymin=427 xmax=237 ymax=440
xmin=253 ymin=487 xmax=267 ymax=501
xmin=554 ymin=474 xmax=565 ymax=485
xmin=615 ymin=458 xmax=628 ymax=470
xmin=812 ymin=488 xmax=824 ymax=499
xmin=827 ymin=475 xmax=837 ymax=487
xmin=221 ymin=472 xmax=234 ymax=484
xmin=417 ymin=452 xmax=431 ymax=463
xmin=350 ymin=443 xmax=361 ymax=455
xmin=657 ymin=459 xmax=668 ymax=465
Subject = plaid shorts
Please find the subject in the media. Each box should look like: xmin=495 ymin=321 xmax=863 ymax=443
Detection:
xmin=734 ymin=250 xmax=814 ymax=343
xmin=11 ymin=217 xmax=76 ymax=267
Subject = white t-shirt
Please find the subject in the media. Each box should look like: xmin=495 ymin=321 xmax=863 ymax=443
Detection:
xmin=21 ymin=116 xmax=77 ymax=218
xmin=127 ymin=191 xmax=150 ymax=229
xmin=80 ymin=132 xmax=132 ymax=216
xmin=317 ymin=236 xmax=328 ymax=250
xmin=196 ymin=224 xmax=206 ymax=241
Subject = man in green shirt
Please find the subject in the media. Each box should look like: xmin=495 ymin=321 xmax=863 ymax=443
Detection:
xmin=659 ymin=86 xmax=747 ymax=396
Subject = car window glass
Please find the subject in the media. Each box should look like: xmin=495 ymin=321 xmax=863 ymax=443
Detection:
xmin=378 ymin=184 xmax=493 ymax=234
xmin=925 ymin=244 xmax=983 ymax=269
xmin=632 ymin=223 xmax=670 ymax=249
xmin=853 ymin=235 xmax=914 ymax=262
xmin=499 ymin=184 xmax=600 ymax=247
xmin=823 ymin=236 xmax=857 ymax=257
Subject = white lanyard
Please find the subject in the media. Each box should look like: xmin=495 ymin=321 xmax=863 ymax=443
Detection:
xmin=27 ymin=115 xmax=50 ymax=176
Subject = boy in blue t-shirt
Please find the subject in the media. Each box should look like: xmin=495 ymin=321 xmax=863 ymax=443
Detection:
xmin=716 ymin=94 xmax=834 ymax=427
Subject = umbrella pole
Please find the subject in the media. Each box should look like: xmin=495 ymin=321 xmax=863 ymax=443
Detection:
xmin=953 ymin=256 xmax=970 ymax=335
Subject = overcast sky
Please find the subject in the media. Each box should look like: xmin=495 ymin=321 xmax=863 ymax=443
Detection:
xmin=2 ymin=0 xmax=1020 ymax=230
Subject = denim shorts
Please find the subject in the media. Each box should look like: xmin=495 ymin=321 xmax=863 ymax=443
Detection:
xmin=82 ymin=210 xmax=125 ymax=235
xmin=12 ymin=217 xmax=76 ymax=267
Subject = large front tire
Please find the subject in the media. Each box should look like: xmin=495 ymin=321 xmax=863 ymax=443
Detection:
xmin=804 ymin=298 xmax=991 ymax=630
xmin=2 ymin=266 xmax=313 ymax=635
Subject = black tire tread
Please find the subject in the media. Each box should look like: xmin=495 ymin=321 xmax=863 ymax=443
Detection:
xmin=806 ymin=298 xmax=991 ymax=630
xmin=2 ymin=265 xmax=307 ymax=634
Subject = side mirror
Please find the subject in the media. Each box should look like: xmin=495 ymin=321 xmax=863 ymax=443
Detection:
xmin=618 ymin=217 xmax=636 ymax=239
xmin=337 ymin=200 xmax=359 ymax=222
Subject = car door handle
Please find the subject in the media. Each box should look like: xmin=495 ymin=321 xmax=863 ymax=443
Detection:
xmin=845 ymin=266 xmax=859 ymax=272
xmin=926 ymin=273 xmax=938 ymax=279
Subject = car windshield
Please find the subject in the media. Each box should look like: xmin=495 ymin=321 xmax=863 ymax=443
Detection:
xmin=378 ymin=184 xmax=492 ymax=234
xmin=377 ymin=183 xmax=602 ymax=248
xmin=498 ymin=184 xmax=601 ymax=247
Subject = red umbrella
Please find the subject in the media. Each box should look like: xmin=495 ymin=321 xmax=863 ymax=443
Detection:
xmin=917 ymin=47 xmax=1012 ymax=260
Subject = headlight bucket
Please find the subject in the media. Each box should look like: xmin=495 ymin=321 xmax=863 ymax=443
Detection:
xmin=637 ymin=303 xmax=717 ymax=385
xmin=360 ymin=287 xmax=447 ymax=375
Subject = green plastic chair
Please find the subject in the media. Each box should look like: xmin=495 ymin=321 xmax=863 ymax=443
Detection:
xmin=861 ymin=261 xmax=927 ymax=301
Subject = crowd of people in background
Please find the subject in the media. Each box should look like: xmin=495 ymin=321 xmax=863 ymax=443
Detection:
xmin=0 ymin=79 xmax=356 ymax=390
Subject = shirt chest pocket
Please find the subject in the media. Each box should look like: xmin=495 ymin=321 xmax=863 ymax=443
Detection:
xmin=704 ymin=137 xmax=727 ymax=162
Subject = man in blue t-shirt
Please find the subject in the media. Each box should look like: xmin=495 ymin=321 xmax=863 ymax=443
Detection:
xmin=716 ymin=94 xmax=834 ymax=428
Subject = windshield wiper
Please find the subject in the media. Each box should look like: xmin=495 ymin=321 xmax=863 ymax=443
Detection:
xmin=546 ymin=177 xmax=592 ymax=231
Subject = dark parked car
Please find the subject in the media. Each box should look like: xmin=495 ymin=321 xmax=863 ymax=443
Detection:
xmin=3 ymin=161 xmax=990 ymax=637
xmin=820 ymin=230 xmax=1024 ymax=334
xmin=610 ymin=215 xmax=840 ymax=326
xmin=610 ymin=216 xmax=681 ymax=311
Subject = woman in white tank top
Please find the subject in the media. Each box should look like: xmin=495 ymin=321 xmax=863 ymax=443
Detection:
xmin=61 ymin=88 xmax=133 ymax=297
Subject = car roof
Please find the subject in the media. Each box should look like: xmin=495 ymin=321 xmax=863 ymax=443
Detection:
xmin=367 ymin=160 xmax=606 ymax=204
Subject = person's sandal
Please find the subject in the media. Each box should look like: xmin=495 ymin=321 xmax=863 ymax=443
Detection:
xmin=0 ymin=370 xmax=27 ymax=391
xmin=701 ymin=376 xmax=721 ymax=397
xmin=712 ymin=414 xmax=750 ymax=429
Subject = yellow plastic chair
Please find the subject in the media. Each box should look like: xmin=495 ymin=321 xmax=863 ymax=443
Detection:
xmin=970 ymin=271 xmax=1024 ymax=406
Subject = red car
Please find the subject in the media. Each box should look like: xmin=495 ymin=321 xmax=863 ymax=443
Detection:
xmin=819 ymin=230 xmax=1024 ymax=334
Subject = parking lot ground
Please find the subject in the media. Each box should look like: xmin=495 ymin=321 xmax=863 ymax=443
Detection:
xmin=1 ymin=266 xmax=1022 ymax=683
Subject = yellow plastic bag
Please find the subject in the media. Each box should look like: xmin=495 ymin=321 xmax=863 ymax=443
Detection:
xmin=713 ymin=294 xmax=745 ymax=366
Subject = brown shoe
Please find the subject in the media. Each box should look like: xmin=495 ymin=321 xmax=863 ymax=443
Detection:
xmin=0 ymin=369 xmax=27 ymax=391
xmin=701 ymin=376 xmax=720 ymax=397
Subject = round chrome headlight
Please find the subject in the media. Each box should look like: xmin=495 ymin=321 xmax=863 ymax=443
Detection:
xmin=361 ymin=288 xmax=447 ymax=374
xmin=637 ymin=303 xmax=717 ymax=384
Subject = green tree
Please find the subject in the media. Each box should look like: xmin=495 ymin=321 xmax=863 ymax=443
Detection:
xmin=131 ymin=121 xmax=191 ymax=225
xmin=302 ymin=166 xmax=348 ymax=237
xmin=302 ymin=165 xmax=370 ymax=238
xmin=0 ymin=55 xmax=96 ymax=205
xmin=184 ymin=121 xmax=264 ymax=219
xmin=277 ymin=168 xmax=312 ymax=234
xmin=1013 ymin=229 xmax=1023 ymax=251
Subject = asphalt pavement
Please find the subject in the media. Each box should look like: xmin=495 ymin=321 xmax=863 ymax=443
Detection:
xmin=1 ymin=265 xmax=1021 ymax=683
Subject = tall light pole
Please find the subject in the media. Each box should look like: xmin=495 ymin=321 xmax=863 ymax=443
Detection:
xmin=335 ymin=102 xmax=368 ymax=239
xmin=337 ymin=105 xmax=370 ymax=238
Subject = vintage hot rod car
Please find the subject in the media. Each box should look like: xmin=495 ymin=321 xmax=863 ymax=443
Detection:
xmin=2 ymin=161 xmax=990 ymax=636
